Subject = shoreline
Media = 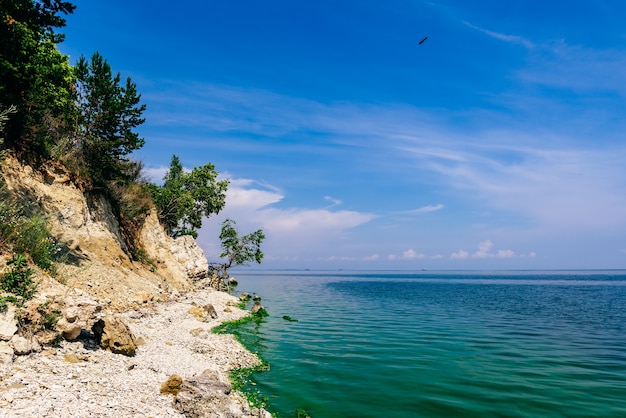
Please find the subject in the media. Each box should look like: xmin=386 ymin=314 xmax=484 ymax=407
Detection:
xmin=0 ymin=286 xmax=272 ymax=417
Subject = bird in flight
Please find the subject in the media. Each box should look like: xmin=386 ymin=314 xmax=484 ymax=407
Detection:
xmin=419 ymin=36 xmax=428 ymax=45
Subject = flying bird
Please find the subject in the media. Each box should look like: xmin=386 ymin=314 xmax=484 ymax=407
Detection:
xmin=419 ymin=36 xmax=428 ymax=45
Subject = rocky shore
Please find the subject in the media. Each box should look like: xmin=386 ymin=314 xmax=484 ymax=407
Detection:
xmin=0 ymin=286 xmax=271 ymax=417
xmin=0 ymin=156 xmax=274 ymax=416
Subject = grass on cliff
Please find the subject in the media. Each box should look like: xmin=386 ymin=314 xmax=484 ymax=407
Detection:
xmin=0 ymin=182 xmax=58 ymax=274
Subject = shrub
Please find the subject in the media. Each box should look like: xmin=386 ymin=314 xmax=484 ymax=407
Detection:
xmin=1 ymin=253 xmax=37 ymax=302
xmin=0 ymin=182 xmax=58 ymax=273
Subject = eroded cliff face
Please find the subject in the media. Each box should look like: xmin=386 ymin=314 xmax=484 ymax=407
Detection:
xmin=0 ymin=155 xmax=209 ymax=308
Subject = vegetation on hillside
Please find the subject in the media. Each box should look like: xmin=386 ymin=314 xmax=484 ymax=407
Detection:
xmin=0 ymin=0 xmax=264 ymax=277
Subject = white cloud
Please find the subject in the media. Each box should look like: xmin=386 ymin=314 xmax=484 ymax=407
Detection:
xmin=473 ymin=240 xmax=494 ymax=259
xmin=402 ymin=249 xmax=426 ymax=260
xmin=407 ymin=204 xmax=445 ymax=214
xmin=142 ymin=166 xmax=168 ymax=183
xmin=198 ymin=177 xmax=377 ymax=261
xmin=451 ymin=250 xmax=469 ymax=260
xmin=450 ymin=241 xmax=529 ymax=261
xmin=224 ymin=178 xmax=283 ymax=211
xmin=496 ymin=249 xmax=515 ymax=259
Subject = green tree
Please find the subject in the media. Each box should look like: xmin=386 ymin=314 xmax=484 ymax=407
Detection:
xmin=149 ymin=155 xmax=229 ymax=238
xmin=218 ymin=218 xmax=265 ymax=269
xmin=0 ymin=0 xmax=76 ymax=156
xmin=209 ymin=218 xmax=265 ymax=288
xmin=74 ymin=52 xmax=146 ymax=187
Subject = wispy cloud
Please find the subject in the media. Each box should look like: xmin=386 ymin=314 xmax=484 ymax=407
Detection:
xmin=142 ymin=75 xmax=626 ymax=266
xmin=406 ymin=204 xmax=445 ymax=214
xmin=464 ymin=22 xmax=535 ymax=49
xmin=324 ymin=196 xmax=342 ymax=208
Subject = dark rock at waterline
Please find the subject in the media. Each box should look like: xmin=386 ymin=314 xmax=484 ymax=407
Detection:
xmin=250 ymin=301 xmax=266 ymax=315
xmin=282 ymin=315 xmax=298 ymax=322
xmin=239 ymin=293 xmax=251 ymax=302
xmin=252 ymin=294 xmax=261 ymax=301
xmin=228 ymin=277 xmax=238 ymax=286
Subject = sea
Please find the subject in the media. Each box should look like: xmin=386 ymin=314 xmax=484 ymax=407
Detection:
xmin=226 ymin=270 xmax=626 ymax=417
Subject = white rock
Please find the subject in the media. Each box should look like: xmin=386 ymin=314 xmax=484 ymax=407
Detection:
xmin=0 ymin=306 xmax=18 ymax=341
xmin=11 ymin=335 xmax=41 ymax=355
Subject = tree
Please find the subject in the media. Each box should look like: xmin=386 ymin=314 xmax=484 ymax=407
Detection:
xmin=74 ymin=52 xmax=146 ymax=187
xmin=216 ymin=218 xmax=265 ymax=275
xmin=0 ymin=0 xmax=76 ymax=156
xmin=149 ymin=155 xmax=229 ymax=238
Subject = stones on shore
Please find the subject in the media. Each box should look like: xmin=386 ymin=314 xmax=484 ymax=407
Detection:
xmin=172 ymin=369 xmax=235 ymax=417
xmin=250 ymin=301 xmax=267 ymax=316
xmin=91 ymin=314 xmax=137 ymax=356
xmin=160 ymin=374 xmax=183 ymax=395
xmin=0 ymin=288 xmax=272 ymax=417
xmin=188 ymin=303 xmax=218 ymax=322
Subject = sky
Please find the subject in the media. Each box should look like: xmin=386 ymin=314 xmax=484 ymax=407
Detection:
xmin=58 ymin=0 xmax=626 ymax=270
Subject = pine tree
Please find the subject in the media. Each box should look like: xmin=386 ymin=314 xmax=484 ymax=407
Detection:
xmin=0 ymin=0 xmax=76 ymax=156
xmin=74 ymin=52 xmax=146 ymax=187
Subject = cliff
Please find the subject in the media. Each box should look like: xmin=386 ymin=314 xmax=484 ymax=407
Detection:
xmin=0 ymin=154 xmax=204 ymax=307
xmin=0 ymin=155 xmax=270 ymax=417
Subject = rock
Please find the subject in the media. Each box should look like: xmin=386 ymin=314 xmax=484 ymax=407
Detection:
xmin=64 ymin=353 xmax=81 ymax=363
xmin=0 ymin=306 xmax=18 ymax=341
xmin=188 ymin=304 xmax=218 ymax=322
xmin=228 ymin=277 xmax=238 ymax=286
xmin=250 ymin=302 xmax=266 ymax=315
xmin=56 ymin=295 xmax=105 ymax=341
xmin=172 ymin=370 xmax=233 ymax=417
xmin=190 ymin=328 xmax=209 ymax=339
xmin=91 ymin=314 xmax=137 ymax=356
xmin=11 ymin=335 xmax=41 ymax=355
xmin=0 ymin=341 xmax=14 ymax=364
xmin=160 ymin=374 xmax=183 ymax=395
xmin=252 ymin=294 xmax=261 ymax=301
xmin=35 ymin=330 xmax=60 ymax=346
xmin=239 ymin=293 xmax=251 ymax=302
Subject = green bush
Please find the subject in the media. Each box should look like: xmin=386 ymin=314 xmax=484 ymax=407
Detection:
xmin=0 ymin=184 xmax=58 ymax=273
xmin=1 ymin=253 xmax=37 ymax=301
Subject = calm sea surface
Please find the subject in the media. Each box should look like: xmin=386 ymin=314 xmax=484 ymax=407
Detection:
xmin=227 ymin=270 xmax=626 ymax=417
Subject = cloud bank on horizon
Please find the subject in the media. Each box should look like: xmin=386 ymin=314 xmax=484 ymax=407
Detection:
xmin=62 ymin=0 xmax=626 ymax=269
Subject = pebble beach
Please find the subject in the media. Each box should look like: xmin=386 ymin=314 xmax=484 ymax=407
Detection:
xmin=0 ymin=288 xmax=271 ymax=418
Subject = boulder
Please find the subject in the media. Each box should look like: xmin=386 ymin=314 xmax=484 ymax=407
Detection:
xmin=172 ymin=370 xmax=232 ymax=417
xmin=55 ymin=294 xmax=105 ymax=341
xmin=92 ymin=314 xmax=137 ymax=356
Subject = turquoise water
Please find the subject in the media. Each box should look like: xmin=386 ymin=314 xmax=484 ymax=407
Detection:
xmin=229 ymin=271 xmax=626 ymax=417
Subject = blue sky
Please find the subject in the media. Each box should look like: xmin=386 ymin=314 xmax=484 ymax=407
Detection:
xmin=59 ymin=0 xmax=626 ymax=269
